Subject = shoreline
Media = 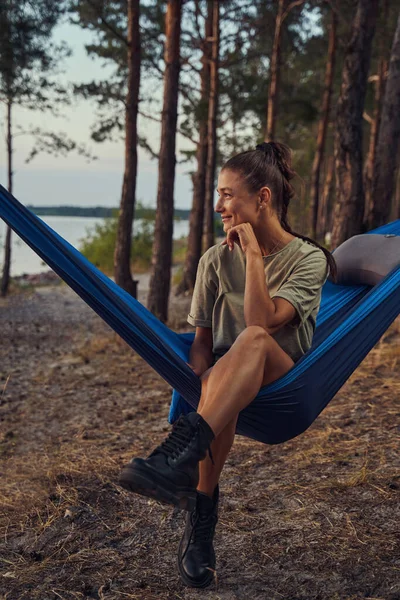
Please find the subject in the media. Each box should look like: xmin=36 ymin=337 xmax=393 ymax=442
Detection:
xmin=9 ymin=236 xmax=226 ymax=290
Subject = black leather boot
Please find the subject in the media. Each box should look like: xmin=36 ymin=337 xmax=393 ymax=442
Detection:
xmin=178 ymin=485 xmax=219 ymax=588
xmin=118 ymin=412 xmax=215 ymax=511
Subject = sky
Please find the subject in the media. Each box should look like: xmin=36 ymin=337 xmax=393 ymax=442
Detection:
xmin=0 ymin=20 xmax=194 ymax=210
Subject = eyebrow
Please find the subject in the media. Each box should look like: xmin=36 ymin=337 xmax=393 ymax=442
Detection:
xmin=216 ymin=187 xmax=233 ymax=193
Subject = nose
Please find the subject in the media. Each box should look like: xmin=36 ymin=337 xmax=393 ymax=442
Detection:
xmin=215 ymin=195 xmax=223 ymax=213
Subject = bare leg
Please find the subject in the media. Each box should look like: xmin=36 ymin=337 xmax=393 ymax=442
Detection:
xmin=196 ymin=325 xmax=295 ymax=497
xmin=196 ymin=411 xmax=238 ymax=498
xmin=198 ymin=325 xmax=294 ymax=437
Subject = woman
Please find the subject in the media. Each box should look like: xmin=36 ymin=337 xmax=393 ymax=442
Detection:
xmin=119 ymin=142 xmax=337 ymax=588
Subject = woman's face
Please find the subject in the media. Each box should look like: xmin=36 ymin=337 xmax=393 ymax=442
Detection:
xmin=215 ymin=169 xmax=265 ymax=233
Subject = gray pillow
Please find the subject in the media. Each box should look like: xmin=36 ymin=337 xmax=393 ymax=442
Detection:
xmin=328 ymin=233 xmax=400 ymax=286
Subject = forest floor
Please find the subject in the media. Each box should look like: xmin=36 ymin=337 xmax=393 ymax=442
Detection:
xmin=0 ymin=276 xmax=399 ymax=600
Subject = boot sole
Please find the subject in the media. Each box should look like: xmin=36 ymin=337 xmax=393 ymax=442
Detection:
xmin=118 ymin=462 xmax=197 ymax=512
xmin=177 ymin=538 xmax=215 ymax=588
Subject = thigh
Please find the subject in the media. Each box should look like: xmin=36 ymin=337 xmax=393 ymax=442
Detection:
xmin=260 ymin=335 xmax=295 ymax=387
xmin=198 ymin=334 xmax=294 ymax=394
xmin=212 ymin=330 xmax=294 ymax=388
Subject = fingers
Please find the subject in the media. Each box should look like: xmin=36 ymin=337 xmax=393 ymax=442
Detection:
xmin=225 ymin=229 xmax=236 ymax=251
xmin=220 ymin=238 xmax=233 ymax=250
xmin=221 ymin=225 xmax=241 ymax=251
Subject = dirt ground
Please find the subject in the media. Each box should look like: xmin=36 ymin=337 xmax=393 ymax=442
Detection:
xmin=0 ymin=278 xmax=399 ymax=600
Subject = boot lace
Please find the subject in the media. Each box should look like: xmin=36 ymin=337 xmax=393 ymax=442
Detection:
xmin=152 ymin=417 xmax=214 ymax=464
xmin=190 ymin=511 xmax=217 ymax=543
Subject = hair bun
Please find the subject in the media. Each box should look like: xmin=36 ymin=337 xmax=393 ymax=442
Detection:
xmin=256 ymin=141 xmax=294 ymax=181
xmin=256 ymin=142 xmax=271 ymax=154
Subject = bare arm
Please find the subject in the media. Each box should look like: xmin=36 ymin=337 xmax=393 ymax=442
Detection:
xmin=224 ymin=224 xmax=297 ymax=334
xmin=188 ymin=326 xmax=214 ymax=376
xmin=245 ymin=249 xmax=296 ymax=333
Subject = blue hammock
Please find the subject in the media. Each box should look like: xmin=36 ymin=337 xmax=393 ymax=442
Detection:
xmin=0 ymin=184 xmax=399 ymax=445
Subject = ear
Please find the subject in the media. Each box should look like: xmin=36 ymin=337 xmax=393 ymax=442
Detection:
xmin=259 ymin=186 xmax=272 ymax=210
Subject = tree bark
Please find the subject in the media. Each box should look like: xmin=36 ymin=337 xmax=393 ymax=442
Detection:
xmin=363 ymin=57 xmax=387 ymax=226
xmin=113 ymin=0 xmax=140 ymax=298
xmin=317 ymin=154 xmax=335 ymax=241
xmin=176 ymin=0 xmax=212 ymax=296
xmin=203 ymin=0 xmax=219 ymax=252
xmin=265 ymin=0 xmax=284 ymax=142
xmin=392 ymin=168 xmax=400 ymax=220
xmin=369 ymin=9 xmax=400 ymax=229
xmin=147 ymin=0 xmax=182 ymax=322
xmin=363 ymin=0 xmax=389 ymax=228
xmin=331 ymin=0 xmax=378 ymax=249
xmin=1 ymin=98 xmax=13 ymax=298
xmin=309 ymin=11 xmax=337 ymax=239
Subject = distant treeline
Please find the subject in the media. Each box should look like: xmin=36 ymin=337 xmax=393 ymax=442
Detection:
xmin=27 ymin=205 xmax=191 ymax=220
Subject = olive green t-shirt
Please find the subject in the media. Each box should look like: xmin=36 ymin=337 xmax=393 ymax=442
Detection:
xmin=187 ymin=236 xmax=330 ymax=364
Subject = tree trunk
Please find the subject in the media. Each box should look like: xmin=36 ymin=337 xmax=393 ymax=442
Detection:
xmin=392 ymin=168 xmax=400 ymax=220
xmin=147 ymin=0 xmax=182 ymax=322
xmin=203 ymin=0 xmax=219 ymax=252
xmin=1 ymin=99 xmax=13 ymax=298
xmin=113 ymin=0 xmax=140 ymax=298
xmin=363 ymin=57 xmax=387 ymax=226
xmin=317 ymin=154 xmax=335 ymax=241
xmin=176 ymin=0 xmax=212 ymax=296
xmin=265 ymin=0 xmax=284 ymax=142
xmin=369 ymin=9 xmax=400 ymax=229
xmin=363 ymin=0 xmax=389 ymax=228
xmin=309 ymin=11 xmax=337 ymax=239
xmin=331 ymin=0 xmax=378 ymax=249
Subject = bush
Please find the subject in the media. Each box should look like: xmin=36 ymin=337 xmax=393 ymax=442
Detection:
xmin=79 ymin=203 xmax=155 ymax=275
xmin=215 ymin=218 xmax=224 ymax=238
xmin=79 ymin=210 xmax=224 ymax=276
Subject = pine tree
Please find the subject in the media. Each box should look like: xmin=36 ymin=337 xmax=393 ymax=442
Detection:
xmin=0 ymin=0 xmax=73 ymax=297
xmin=331 ymin=0 xmax=379 ymax=248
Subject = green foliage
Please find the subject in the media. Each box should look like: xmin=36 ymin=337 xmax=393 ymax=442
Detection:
xmin=0 ymin=1 xmax=95 ymax=162
xmin=79 ymin=211 xmax=118 ymax=273
xmin=79 ymin=203 xmax=155 ymax=274
xmin=79 ymin=210 xmax=224 ymax=274
xmin=214 ymin=218 xmax=224 ymax=238
xmin=69 ymin=0 xmax=165 ymax=144
xmin=0 ymin=0 xmax=69 ymax=108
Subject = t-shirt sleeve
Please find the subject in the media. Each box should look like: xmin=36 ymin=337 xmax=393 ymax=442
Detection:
xmin=271 ymin=252 xmax=329 ymax=328
xmin=187 ymin=253 xmax=218 ymax=328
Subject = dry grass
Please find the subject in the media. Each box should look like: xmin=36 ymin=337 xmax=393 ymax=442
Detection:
xmin=0 ymin=289 xmax=399 ymax=600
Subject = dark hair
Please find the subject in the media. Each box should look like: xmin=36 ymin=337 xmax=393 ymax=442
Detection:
xmin=222 ymin=141 xmax=337 ymax=283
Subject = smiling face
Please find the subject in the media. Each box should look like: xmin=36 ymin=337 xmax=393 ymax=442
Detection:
xmin=215 ymin=169 xmax=266 ymax=232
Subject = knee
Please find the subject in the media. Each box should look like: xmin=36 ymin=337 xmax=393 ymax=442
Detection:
xmin=236 ymin=325 xmax=270 ymax=353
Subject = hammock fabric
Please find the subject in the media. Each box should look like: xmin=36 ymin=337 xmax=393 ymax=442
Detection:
xmin=0 ymin=184 xmax=399 ymax=445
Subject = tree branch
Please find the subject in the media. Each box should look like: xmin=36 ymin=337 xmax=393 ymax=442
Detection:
xmin=85 ymin=0 xmax=128 ymax=46
xmin=282 ymin=0 xmax=306 ymax=24
xmin=139 ymin=110 xmax=199 ymax=146
xmin=363 ymin=111 xmax=373 ymax=125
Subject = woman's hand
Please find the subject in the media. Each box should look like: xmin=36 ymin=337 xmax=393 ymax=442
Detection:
xmin=221 ymin=222 xmax=260 ymax=255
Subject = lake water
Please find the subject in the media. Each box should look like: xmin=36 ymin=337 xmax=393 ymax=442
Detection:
xmin=0 ymin=215 xmax=190 ymax=276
